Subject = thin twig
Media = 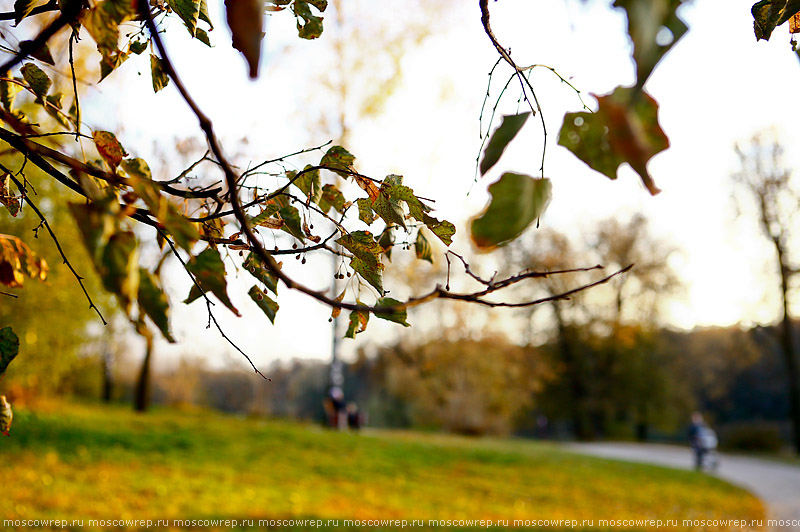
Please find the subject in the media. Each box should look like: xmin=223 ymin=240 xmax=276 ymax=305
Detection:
xmin=3 ymin=167 xmax=107 ymax=324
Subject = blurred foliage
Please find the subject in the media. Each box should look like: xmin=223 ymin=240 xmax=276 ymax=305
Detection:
xmin=0 ymin=160 xmax=113 ymax=400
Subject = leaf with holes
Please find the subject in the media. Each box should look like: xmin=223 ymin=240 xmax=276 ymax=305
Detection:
xmin=336 ymin=231 xmax=384 ymax=295
xmin=249 ymin=285 xmax=279 ymax=324
xmin=558 ymin=87 xmax=667 ymax=196
xmin=293 ymin=0 xmax=325 ymax=39
xmin=184 ymin=246 xmax=241 ymax=316
xmin=226 ymin=0 xmax=264 ymax=78
xmin=480 ymin=112 xmax=530 ymax=175
xmin=470 ymin=173 xmax=552 ymax=251
xmin=93 ymin=131 xmax=127 ymax=170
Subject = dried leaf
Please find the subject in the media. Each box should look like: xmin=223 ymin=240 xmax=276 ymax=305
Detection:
xmin=226 ymin=0 xmax=264 ymax=78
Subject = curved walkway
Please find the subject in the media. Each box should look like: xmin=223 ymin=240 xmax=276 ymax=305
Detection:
xmin=566 ymin=442 xmax=800 ymax=531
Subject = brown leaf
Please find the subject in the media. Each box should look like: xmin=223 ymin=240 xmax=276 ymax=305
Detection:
xmin=93 ymin=131 xmax=127 ymax=170
xmin=225 ymin=0 xmax=264 ymax=79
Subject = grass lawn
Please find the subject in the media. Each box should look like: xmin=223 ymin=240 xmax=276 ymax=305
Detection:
xmin=0 ymin=401 xmax=764 ymax=530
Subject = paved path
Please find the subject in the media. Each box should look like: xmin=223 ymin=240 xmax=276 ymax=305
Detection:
xmin=566 ymin=443 xmax=800 ymax=531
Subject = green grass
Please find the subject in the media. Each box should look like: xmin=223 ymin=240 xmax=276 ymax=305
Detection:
xmin=0 ymin=401 xmax=764 ymax=530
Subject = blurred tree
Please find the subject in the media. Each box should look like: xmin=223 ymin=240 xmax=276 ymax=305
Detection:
xmin=379 ymin=335 xmax=542 ymax=435
xmin=733 ymin=133 xmax=800 ymax=453
xmin=504 ymin=217 xmax=682 ymax=439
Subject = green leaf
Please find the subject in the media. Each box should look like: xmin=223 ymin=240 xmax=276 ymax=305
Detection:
xmin=150 ymin=54 xmax=170 ymax=93
xmin=385 ymin=184 xmax=431 ymax=222
xmin=320 ymin=145 xmax=356 ymax=178
xmin=138 ymin=268 xmax=175 ymax=342
xmin=378 ymin=225 xmax=394 ymax=261
xmin=415 ymin=229 xmax=433 ymax=263
xmin=375 ymin=297 xmax=410 ymax=327
xmin=752 ymin=0 xmax=800 ymax=40
xmin=20 ymin=63 xmax=51 ymax=100
xmin=80 ymin=0 xmax=137 ymax=80
xmin=356 ymin=198 xmax=375 ymax=224
xmin=292 ymin=165 xmax=321 ymax=204
xmin=167 ymin=0 xmax=201 ymax=36
xmin=248 ymin=285 xmax=279 ymax=324
xmin=184 ymin=247 xmax=241 ymax=317
xmin=480 ymin=112 xmax=530 ymax=175
xmin=344 ymin=300 xmax=369 ymax=339
xmin=195 ymin=28 xmax=212 ymax=47
xmin=101 ymin=231 xmax=140 ymax=315
xmin=225 ymin=0 xmax=264 ymax=78
xmin=613 ymin=0 xmax=688 ymax=86
xmin=93 ymin=131 xmax=127 ymax=170
xmin=558 ymin=87 xmax=667 ymax=196
xmin=129 ymin=40 xmax=148 ymax=55
xmin=372 ymin=189 xmax=406 ymax=228
xmin=0 ymin=327 xmax=19 ymax=377
xmin=243 ymin=251 xmax=278 ymax=294
xmin=318 ymin=184 xmax=345 ymax=214
xmin=293 ymin=0 xmax=324 ymax=39
xmin=14 ymin=0 xmax=36 ymax=24
xmin=422 ymin=214 xmax=455 ymax=246
xmin=125 ymin=168 xmax=200 ymax=252
xmin=249 ymin=202 xmax=281 ymax=227
xmin=470 ymin=172 xmax=552 ymax=251
xmin=279 ymin=204 xmax=305 ymax=241
xmin=336 ymin=231 xmax=384 ymax=295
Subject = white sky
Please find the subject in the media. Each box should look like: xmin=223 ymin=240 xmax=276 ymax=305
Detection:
xmin=71 ymin=0 xmax=800 ymax=370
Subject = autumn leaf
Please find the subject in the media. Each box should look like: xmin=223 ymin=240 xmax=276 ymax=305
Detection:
xmin=336 ymin=231 xmax=384 ymax=295
xmin=374 ymin=297 xmax=410 ymax=327
xmin=93 ymin=131 xmax=127 ymax=170
xmin=249 ymin=285 xmax=279 ymax=323
xmin=184 ymin=246 xmax=242 ymax=317
xmin=344 ymin=300 xmax=369 ymax=338
xmin=470 ymin=173 xmax=552 ymax=251
xmin=151 ymin=54 xmax=170 ymax=93
xmin=558 ymin=87 xmax=667 ymax=196
xmin=415 ymin=229 xmax=433 ymax=263
xmin=480 ymin=112 xmax=530 ymax=175
xmin=20 ymin=63 xmax=51 ymax=100
xmin=0 ymin=234 xmax=49 ymax=288
xmin=226 ymin=0 xmax=264 ymax=79
xmin=138 ymin=268 xmax=176 ymax=342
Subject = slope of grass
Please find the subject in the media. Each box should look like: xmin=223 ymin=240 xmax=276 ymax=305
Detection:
xmin=0 ymin=401 xmax=764 ymax=530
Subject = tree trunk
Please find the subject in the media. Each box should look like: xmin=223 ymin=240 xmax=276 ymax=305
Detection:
xmin=101 ymin=349 xmax=113 ymax=403
xmin=777 ymin=252 xmax=800 ymax=453
xmin=552 ymin=304 xmax=592 ymax=440
xmin=133 ymin=331 xmax=154 ymax=413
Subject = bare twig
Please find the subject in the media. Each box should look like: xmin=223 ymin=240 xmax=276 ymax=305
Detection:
xmin=3 ymin=166 xmax=107 ymax=324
